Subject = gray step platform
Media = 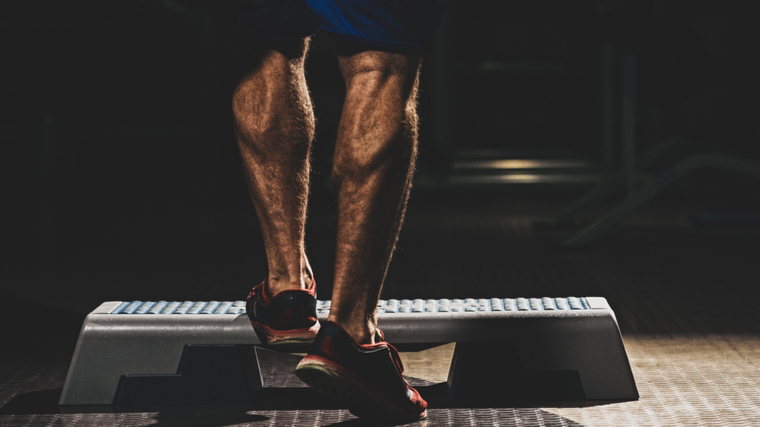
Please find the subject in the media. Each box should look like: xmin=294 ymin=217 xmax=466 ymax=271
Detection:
xmin=60 ymin=297 xmax=638 ymax=405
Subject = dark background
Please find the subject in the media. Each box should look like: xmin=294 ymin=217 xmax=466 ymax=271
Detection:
xmin=2 ymin=0 xmax=760 ymax=316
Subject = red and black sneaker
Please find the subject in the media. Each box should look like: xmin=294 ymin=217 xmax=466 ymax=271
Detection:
xmin=294 ymin=321 xmax=427 ymax=423
xmin=246 ymin=278 xmax=320 ymax=346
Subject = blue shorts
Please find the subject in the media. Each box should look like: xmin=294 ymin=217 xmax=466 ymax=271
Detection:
xmin=236 ymin=0 xmax=449 ymax=50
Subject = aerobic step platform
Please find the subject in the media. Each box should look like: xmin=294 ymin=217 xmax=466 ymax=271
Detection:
xmin=60 ymin=297 xmax=638 ymax=405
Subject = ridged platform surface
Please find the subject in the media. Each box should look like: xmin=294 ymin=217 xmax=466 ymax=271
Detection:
xmin=109 ymin=296 xmax=594 ymax=316
xmin=58 ymin=296 xmax=635 ymax=405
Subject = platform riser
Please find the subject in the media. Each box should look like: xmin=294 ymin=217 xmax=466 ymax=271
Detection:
xmin=59 ymin=298 xmax=638 ymax=405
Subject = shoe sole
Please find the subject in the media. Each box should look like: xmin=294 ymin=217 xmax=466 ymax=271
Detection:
xmin=295 ymin=355 xmax=426 ymax=423
xmin=252 ymin=321 xmax=320 ymax=346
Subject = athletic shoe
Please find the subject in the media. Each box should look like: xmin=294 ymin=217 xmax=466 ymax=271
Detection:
xmin=294 ymin=321 xmax=427 ymax=422
xmin=246 ymin=278 xmax=320 ymax=346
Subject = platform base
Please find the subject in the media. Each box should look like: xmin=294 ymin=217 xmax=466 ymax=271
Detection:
xmin=447 ymin=341 xmax=586 ymax=403
xmin=59 ymin=297 xmax=638 ymax=405
xmin=113 ymin=345 xmax=262 ymax=405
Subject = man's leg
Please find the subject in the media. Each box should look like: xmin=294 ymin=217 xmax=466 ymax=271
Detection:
xmin=233 ymin=37 xmax=315 ymax=295
xmin=328 ymin=41 xmax=422 ymax=344
xmin=295 ymin=41 xmax=427 ymax=422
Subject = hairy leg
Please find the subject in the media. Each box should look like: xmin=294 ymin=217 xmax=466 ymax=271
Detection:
xmin=233 ymin=37 xmax=315 ymax=295
xmin=328 ymin=41 xmax=422 ymax=344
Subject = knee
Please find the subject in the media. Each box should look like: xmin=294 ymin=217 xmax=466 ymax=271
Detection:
xmin=336 ymin=40 xmax=421 ymax=87
xmin=341 ymin=60 xmax=420 ymax=107
xmin=339 ymin=52 xmax=421 ymax=136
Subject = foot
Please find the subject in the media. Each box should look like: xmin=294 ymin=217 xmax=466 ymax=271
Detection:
xmin=295 ymin=321 xmax=427 ymax=422
xmin=246 ymin=278 xmax=320 ymax=346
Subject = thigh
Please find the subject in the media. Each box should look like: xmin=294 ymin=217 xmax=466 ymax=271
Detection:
xmin=306 ymin=0 xmax=450 ymax=51
xmin=234 ymin=0 xmax=320 ymax=40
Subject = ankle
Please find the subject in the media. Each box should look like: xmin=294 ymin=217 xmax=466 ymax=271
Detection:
xmin=267 ymin=272 xmax=312 ymax=296
xmin=328 ymin=316 xmax=377 ymax=345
